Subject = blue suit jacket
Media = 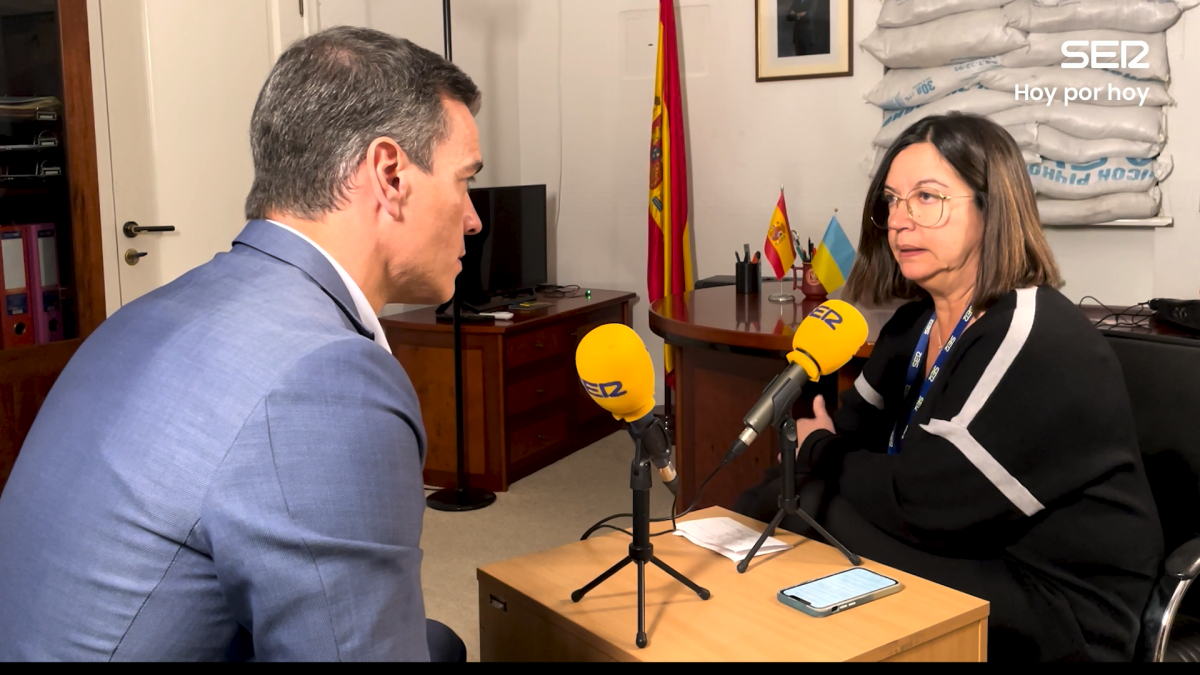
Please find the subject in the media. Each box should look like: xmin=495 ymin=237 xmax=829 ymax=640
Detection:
xmin=0 ymin=221 xmax=430 ymax=661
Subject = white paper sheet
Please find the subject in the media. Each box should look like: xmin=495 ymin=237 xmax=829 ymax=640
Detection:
xmin=672 ymin=517 xmax=792 ymax=562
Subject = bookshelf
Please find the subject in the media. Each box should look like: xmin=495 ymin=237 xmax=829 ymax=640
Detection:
xmin=0 ymin=0 xmax=104 ymax=493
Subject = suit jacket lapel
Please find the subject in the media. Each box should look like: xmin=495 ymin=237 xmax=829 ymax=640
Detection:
xmin=232 ymin=220 xmax=375 ymax=341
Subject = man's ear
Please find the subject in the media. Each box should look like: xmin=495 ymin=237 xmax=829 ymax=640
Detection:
xmin=367 ymin=137 xmax=410 ymax=222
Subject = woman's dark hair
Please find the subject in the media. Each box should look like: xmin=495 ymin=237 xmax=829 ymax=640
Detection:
xmin=845 ymin=113 xmax=1062 ymax=310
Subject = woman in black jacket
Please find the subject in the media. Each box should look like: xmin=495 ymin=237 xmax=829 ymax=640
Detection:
xmin=736 ymin=113 xmax=1163 ymax=661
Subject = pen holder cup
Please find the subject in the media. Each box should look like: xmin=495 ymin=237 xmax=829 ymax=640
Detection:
xmin=800 ymin=262 xmax=827 ymax=301
xmin=736 ymin=261 xmax=761 ymax=295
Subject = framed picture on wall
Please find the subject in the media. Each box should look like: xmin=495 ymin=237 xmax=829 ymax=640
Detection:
xmin=756 ymin=0 xmax=853 ymax=82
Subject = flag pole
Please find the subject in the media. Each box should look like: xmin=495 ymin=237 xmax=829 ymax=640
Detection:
xmin=770 ymin=180 xmax=795 ymax=304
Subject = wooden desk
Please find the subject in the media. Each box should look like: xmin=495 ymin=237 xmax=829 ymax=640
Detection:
xmin=648 ymin=287 xmax=901 ymax=509
xmin=478 ymin=507 xmax=989 ymax=662
xmin=1080 ymin=303 xmax=1200 ymax=342
xmin=380 ymin=290 xmax=636 ymax=491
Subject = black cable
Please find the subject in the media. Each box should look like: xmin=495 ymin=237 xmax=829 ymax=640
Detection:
xmin=580 ymin=514 xmax=633 ymax=540
xmin=1079 ymin=295 xmax=1152 ymax=331
xmin=590 ymin=524 xmax=632 ymax=537
xmin=650 ymin=492 xmax=680 ymax=538
xmin=579 ymin=460 xmax=724 ymax=540
xmin=542 ymin=284 xmax=582 ymax=299
xmin=668 ymin=460 xmax=723 ymax=521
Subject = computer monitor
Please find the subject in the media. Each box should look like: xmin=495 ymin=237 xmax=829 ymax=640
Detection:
xmin=458 ymin=184 xmax=548 ymax=309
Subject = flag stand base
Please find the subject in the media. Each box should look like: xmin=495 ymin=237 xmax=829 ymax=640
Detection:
xmin=769 ymin=279 xmax=794 ymax=303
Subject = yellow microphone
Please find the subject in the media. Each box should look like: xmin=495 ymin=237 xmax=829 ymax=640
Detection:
xmin=576 ymin=324 xmax=679 ymax=495
xmin=725 ymin=300 xmax=868 ymax=464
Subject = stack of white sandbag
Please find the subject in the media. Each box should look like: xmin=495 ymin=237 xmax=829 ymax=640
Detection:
xmin=862 ymin=0 xmax=1199 ymax=225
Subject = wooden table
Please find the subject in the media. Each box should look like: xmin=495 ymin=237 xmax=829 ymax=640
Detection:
xmin=649 ymin=287 xmax=902 ymax=509
xmin=478 ymin=507 xmax=989 ymax=662
xmin=380 ymin=290 xmax=636 ymax=491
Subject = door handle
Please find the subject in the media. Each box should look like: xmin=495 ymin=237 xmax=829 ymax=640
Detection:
xmin=123 ymin=221 xmax=177 ymax=238
xmin=124 ymin=249 xmax=149 ymax=266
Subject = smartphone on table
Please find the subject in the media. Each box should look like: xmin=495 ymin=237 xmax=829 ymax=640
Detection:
xmin=777 ymin=567 xmax=903 ymax=618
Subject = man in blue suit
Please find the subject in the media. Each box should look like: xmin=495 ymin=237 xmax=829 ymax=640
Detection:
xmin=0 ymin=26 xmax=482 ymax=661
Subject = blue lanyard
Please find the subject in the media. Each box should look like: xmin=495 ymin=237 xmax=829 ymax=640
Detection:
xmin=888 ymin=304 xmax=974 ymax=454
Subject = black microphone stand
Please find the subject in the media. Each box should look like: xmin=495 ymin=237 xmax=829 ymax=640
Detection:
xmin=426 ymin=0 xmax=495 ymax=513
xmin=736 ymin=408 xmax=861 ymax=573
xmin=571 ymin=418 xmax=710 ymax=649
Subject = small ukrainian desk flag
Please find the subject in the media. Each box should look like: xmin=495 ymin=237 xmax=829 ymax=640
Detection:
xmin=811 ymin=215 xmax=856 ymax=293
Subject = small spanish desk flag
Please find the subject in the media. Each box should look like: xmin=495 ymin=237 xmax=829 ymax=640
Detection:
xmin=763 ymin=189 xmax=796 ymax=280
xmin=811 ymin=215 xmax=857 ymax=293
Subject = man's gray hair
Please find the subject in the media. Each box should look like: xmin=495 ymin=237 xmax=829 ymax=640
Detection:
xmin=245 ymin=26 xmax=481 ymax=221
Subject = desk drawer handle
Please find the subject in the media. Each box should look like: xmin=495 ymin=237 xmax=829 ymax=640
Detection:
xmin=489 ymin=595 xmax=507 ymax=612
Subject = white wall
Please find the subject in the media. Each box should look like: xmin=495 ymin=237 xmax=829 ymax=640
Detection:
xmin=1152 ymin=14 xmax=1200 ymax=302
xmin=94 ymin=1 xmax=1196 ymax=324
xmin=1045 ymin=11 xmax=1200 ymax=306
xmin=517 ymin=0 xmax=885 ymax=377
xmin=317 ymin=0 xmax=522 ymax=190
xmin=517 ymin=1 xmax=1200 ymax=379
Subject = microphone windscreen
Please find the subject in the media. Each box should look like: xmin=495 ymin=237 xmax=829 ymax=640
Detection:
xmin=788 ymin=300 xmax=869 ymax=380
xmin=575 ymin=323 xmax=656 ymax=423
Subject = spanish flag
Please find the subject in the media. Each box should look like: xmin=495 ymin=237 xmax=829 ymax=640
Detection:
xmin=763 ymin=190 xmax=796 ymax=280
xmin=648 ymin=0 xmax=692 ymax=388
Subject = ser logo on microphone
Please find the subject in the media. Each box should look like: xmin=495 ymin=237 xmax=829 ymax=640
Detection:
xmin=810 ymin=305 xmax=844 ymax=330
xmin=581 ymin=379 xmax=627 ymax=399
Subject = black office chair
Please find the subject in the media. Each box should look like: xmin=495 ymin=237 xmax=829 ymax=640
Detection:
xmin=1104 ymin=331 xmax=1200 ymax=662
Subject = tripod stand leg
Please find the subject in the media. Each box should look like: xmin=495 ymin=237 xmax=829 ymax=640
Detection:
xmin=650 ymin=556 xmax=711 ymax=600
xmin=571 ymin=556 xmax=634 ymax=603
xmin=636 ymin=561 xmax=648 ymax=649
xmin=737 ymin=508 xmax=786 ymax=574
xmin=787 ymin=503 xmax=862 ymax=566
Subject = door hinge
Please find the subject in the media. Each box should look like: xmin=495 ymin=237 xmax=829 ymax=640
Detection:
xmin=299 ymin=0 xmax=305 ymax=17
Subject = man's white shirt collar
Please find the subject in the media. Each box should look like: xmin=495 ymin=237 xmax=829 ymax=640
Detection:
xmin=265 ymin=220 xmax=391 ymax=354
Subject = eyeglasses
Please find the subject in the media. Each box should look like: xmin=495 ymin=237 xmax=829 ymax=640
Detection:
xmin=870 ymin=188 xmax=975 ymax=230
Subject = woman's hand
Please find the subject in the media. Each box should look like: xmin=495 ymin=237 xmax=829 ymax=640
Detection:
xmin=779 ymin=395 xmax=835 ymax=461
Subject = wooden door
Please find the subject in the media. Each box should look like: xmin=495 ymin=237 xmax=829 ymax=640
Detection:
xmin=98 ymin=0 xmax=291 ymax=306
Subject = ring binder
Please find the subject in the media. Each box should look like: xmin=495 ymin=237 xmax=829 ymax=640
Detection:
xmin=24 ymin=223 xmax=63 ymax=344
xmin=0 ymin=225 xmax=35 ymax=349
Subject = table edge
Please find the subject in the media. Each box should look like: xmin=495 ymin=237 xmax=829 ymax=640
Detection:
xmin=476 ymin=507 xmax=990 ymax=662
xmin=380 ymin=291 xmax=638 ymax=333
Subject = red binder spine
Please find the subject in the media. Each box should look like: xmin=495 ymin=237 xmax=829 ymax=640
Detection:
xmin=24 ymin=223 xmax=63 ymax=344
xmin=0 ymin=225 xmax=36 ymax=349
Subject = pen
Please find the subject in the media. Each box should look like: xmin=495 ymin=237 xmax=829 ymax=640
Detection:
xmin=744 ymin=244 xmax=751 ymax=262
xmin=736 ymin=251 xmax=742 ymax=263
xmin=752 ymin=252 xmax=760 ymax=264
